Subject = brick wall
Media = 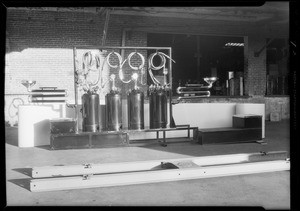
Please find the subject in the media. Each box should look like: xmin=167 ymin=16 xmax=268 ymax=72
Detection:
xmin=5 ymin=9 xmax=149 ymax=124
xmin=244 ymin=35 xmax=267 ymax=96
xmin=5 ymin=8 xmax=289 ymax=125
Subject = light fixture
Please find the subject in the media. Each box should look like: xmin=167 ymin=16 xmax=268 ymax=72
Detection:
xmin=225 ymin=43 xmax=244 ymax=47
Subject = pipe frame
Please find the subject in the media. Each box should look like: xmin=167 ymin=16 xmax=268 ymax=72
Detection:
xmin=73 ymin=46 xmax=174 ymax=133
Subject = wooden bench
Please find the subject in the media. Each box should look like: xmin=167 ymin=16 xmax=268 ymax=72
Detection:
xmin=196 ymin=114 xmax=263 ymax=145
xmin=197 ymin=127 xmax=262 ymax=145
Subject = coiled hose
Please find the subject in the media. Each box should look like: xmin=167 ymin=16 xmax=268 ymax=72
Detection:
xmin=106 ymin=51 xmax=146 ymax=85
xmin=106 ymin=51 xmax=131 ymax=84
xmin=81 ymin=51 xmax=103 ymax=89
xmin=128 ymin=52 xmax=146 ymax=85
xmin=148 ymin=52 xmax=175 ymax=86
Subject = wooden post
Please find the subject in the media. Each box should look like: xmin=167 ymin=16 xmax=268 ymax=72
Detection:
xmin=196 ymin=36 xmax=201 ymax=81
xmin=73 ymin=47 xmax=79 ymax=133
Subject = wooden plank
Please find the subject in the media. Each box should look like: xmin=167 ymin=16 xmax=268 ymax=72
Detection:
xmin=32 ymin=151 xmax=288 ymax=178
xmin=30 ymin=160 xmax=290 ymax=192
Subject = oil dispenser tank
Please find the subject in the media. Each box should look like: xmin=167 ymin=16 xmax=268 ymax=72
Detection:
xmin=82 ymin=93 xmax=100 ymax=132
xmin=149 ymin=90 xmax=168 ymax=129
xmin=128 ymin=89 xmax=144 ymax=130
xmin=106 ymin=90 xmax=122 ymax=131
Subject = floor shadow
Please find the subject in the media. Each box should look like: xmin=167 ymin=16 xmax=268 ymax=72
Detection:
xmin=5 ymin=127 xmax=18 ymax=146
xmin=138 ymin=138 xmax=269 ymax=157
xmin=12 ymin=168 xmax=32 ymax=177
xmin=35 ymin=145 xmax=52 ymax=150
xmin=8 ymin=178 xmax=31 ymax=191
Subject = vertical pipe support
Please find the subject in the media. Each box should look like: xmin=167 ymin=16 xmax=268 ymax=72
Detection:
xmin=101 ymin=8 xmax=111 ymax=46
xmin=169 ymin=48 xmax=175 ymax=128
xmin=73 ymin=47 xmax=79 ymax=133
xmin=121 ymin=29 xmax=126 ymax=58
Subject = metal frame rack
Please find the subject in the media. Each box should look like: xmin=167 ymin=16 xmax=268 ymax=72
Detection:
xmin=73 ymin=46 xmax=174 ymax=133
xmin=49 ymin=46 xmax=195 ymax=149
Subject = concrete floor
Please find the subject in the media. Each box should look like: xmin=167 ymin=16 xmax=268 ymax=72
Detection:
xmin=5 ymin=120 xmax=290 ymax=208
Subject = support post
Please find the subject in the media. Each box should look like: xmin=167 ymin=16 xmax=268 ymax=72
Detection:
xmin=169 ymin=48 xmax=175 ymax=128
xmin=196 ymin=35 xmax=201 ymax=81
xmin=101 ymin=8 xmax=111 ymax=46
xmin=73 ymin=47 xmax=79 ymax=133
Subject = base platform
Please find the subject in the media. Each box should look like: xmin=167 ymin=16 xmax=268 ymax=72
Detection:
xmin=50 ymin=125 xmax=197 ymax=150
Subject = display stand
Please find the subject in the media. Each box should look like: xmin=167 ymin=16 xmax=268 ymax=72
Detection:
xmin=50 ymin=46 xmax=194 ymax=150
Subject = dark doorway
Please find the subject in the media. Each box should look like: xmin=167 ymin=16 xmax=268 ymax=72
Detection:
xmin=147 ymin=33 xmax=244 ymax=96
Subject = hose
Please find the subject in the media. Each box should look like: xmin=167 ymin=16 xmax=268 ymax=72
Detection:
xmin=106 ymin=51 xmax=123 ymax=69
xmin=128 ymin=51 xmax=146 ymax=85
xmin=82 ymin=51 xmax=102 ymax=87
xmin=77 ymin=51 xmax=103 ymax=92
xmin=128 ymin=52 xmax=145 ymax=71
xmin=148 ymin=51 xmax=176 ymax=86
xmin=106 ymin=51 xmax=132 ymax=84
xmin=148 ymin=52 xmax=166 ymax=70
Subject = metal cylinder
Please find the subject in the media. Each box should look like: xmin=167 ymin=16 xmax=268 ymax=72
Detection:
xmin=106 ymin=90 xmax=122 ymax=131
xmin=149 ymin=90 xmax=168 ymax=129
xmin=128 ymin=89 xmax=144 ymax=130
xmin=81 ymin=93 xmax=100 ymax=132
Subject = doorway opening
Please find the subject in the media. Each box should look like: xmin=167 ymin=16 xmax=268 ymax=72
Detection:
xmin=147 ymin=33 xmax=244 ymax=96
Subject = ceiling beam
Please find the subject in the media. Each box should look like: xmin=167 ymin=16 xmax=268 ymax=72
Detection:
xmin=110 ymin=8 xmax=274 ymax=22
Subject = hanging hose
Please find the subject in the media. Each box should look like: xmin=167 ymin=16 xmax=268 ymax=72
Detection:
xmin=82 ymin=52 xmax=91 ymax=75
xmin=91 ymin=52 xmax=106 ymax=87
xmin=128 ymin=51 xmax=146 ymax=85
xmin=77 ymin=51 xmax=103 ymax=93
xmin=106 ymin=51 xmax=123 ymax=68
xmin=148 ymin=52 xmax=165 ymax=85
xmin=148 ymin=51 xmax=175 ymax=86
xmin=128 ymin=52 xmax=145 ymax=71
xmin=106 ymin=51 xmax=132 ymax=84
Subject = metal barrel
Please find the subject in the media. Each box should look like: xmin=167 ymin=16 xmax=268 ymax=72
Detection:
xmin=127 ymin=89 xmax=144 ymax=130
xmin=149 ymin=90 xmax=168 ymax=129
xmin=81 ymin=93 xmax=100 ymax=132
xmin=105 ymin=90 xmax=122 ymax=131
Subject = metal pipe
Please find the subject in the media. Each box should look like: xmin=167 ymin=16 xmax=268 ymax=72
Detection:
xmin=73 ymin=46 xmax=172 ymax=50
xmin=169 ymin=48 xmax=174 ymax=128
xmin=177 ymin=91 xmax=211 ymax=101
xmin=121 ymin=29 xmax=126 ymax=58
xmin=176 ymin=77 xmax=217 ymax=101
xmin=73 ymin=47 xmax=79 ymax=133
xmin=176 ymin=86 xmax=212 ymax=94
xmin=101 ymin=8 xmax=111 ymax=46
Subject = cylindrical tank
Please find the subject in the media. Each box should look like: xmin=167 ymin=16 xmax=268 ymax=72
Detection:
xmin=149 ymin=90 xmax=168 ymax=129
xmin=82 ymin=93 xmax=99 ymax=132
xmin=128 ymin=89 xmax=144 ymax=130
xmin=106 ymin=90 xmax=122 ymax=131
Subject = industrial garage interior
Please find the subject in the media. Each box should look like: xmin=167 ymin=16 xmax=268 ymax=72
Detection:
xmin=4 ymin=3 xmax=293 ymax=208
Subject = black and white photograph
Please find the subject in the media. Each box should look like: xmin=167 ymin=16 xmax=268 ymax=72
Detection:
xmin=3 ymin=2 xmax=294 ymax=209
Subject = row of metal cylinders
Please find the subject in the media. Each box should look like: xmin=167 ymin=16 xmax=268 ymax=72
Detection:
xmin=81 ymin=90 xmax=168 ymax=132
